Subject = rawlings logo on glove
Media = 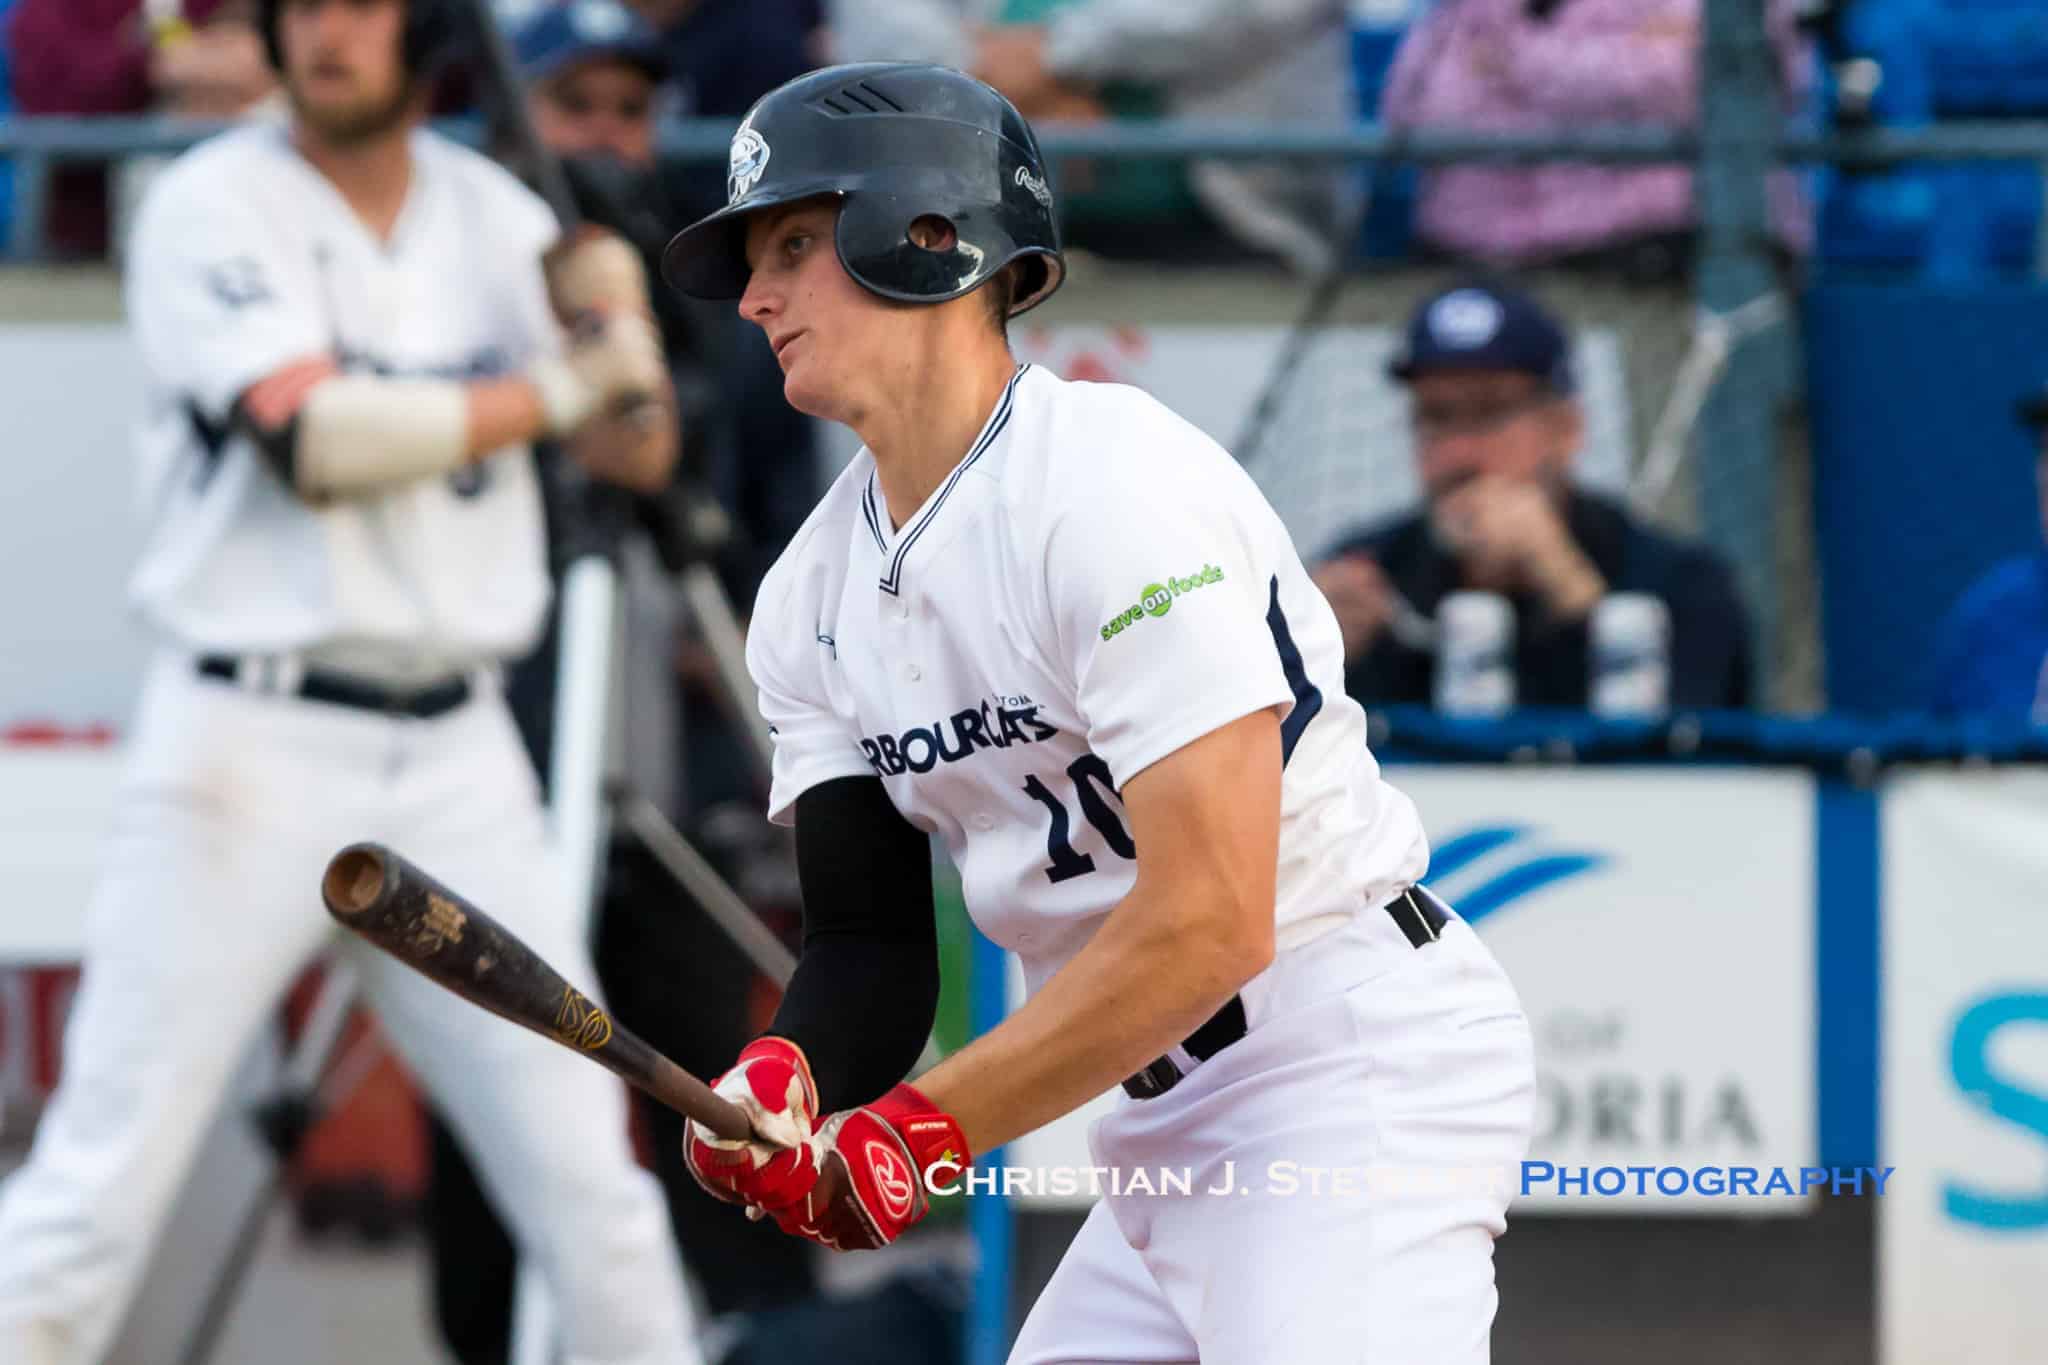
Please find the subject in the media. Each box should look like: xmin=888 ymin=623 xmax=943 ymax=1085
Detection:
xmin=764 ymin=1084 xmax=969 ymax=1251
xmin=685 ymin=1043 xmax=969 ymax=1250
xmin=865 ymin=1138 xmax=917 ymax=1221
xmin=688 ymin=1076 xmax=968 ymax=1251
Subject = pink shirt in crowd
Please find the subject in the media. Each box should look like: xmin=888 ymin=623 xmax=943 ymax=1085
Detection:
xmin=1379 ymin=0 xmax=1813 ymax=265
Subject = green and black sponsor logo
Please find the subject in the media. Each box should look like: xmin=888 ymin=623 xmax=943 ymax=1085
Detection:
xmin=1099 ymin=564 xmax=1226 ymax=642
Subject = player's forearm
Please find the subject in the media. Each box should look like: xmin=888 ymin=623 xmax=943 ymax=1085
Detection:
xmin=251 ymin=359 xmax=647 ymax=501
xmin=917 ymin=884 xmax=1272 ymax=1155
xmin=466 ymin=375 xmax=552 ymax=456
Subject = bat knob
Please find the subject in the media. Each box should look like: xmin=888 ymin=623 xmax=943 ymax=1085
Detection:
xmin=323 ymin=843 xmax=394 ymax=921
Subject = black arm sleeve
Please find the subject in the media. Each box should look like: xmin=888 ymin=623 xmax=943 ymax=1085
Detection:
xmin=770 ymin=775 xmax=940 ymax=1113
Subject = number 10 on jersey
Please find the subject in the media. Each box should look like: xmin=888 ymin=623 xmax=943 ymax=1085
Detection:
xmin=1022 ymin=754 xmax=1135 ymax=883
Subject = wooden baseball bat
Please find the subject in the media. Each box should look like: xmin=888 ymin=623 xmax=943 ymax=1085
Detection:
xmin=321 ymin=842 xmax=754 ymax=1143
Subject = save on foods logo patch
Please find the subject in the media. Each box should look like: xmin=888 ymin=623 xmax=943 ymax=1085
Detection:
xmin=1100 ymin=564 xmax=1225 ymax=641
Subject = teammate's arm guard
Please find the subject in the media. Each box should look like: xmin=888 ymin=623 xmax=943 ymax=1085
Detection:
xmin=230 ymin=312 xmax=667 ymax=500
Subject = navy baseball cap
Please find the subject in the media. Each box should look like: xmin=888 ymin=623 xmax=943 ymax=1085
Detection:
xmin=513 ymin=0 xmax=668 ymax=85
xmin=1388 ymin=281 xmax=1575 ymax=394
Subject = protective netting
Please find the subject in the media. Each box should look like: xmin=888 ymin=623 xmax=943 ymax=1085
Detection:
xmin=1019 ymin=255 xmax=1821 ymax=710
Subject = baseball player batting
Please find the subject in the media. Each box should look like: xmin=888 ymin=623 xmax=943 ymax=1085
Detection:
xmin=0 ymin=2 xmax=703 ymax=1362
xmin=660 ymin=63 xmax=1539 ymax=1363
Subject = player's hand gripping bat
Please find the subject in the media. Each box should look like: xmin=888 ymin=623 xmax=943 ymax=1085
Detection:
xmin=321 ymin=843 xmax=755 ymax=1143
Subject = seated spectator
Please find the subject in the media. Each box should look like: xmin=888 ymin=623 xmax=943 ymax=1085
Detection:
xmin=8 ymin=0 xmax=274 ymax=257
xmin=828 ymin=0 xmax=1358 ymax=273
xmin=1926 ymin=385 xmax=2048 ymax=721
xmin=1313 ymin=279 xmax=1752 ymax=709
xmin=1379 ymin=0 xmax=1813 ymax=277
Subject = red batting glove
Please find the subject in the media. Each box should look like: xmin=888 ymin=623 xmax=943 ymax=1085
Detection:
xmin=764 ymin=1083 xmax=970 ymax=1251
xmin=684 ymin=1037 xmax=818 ymax=1205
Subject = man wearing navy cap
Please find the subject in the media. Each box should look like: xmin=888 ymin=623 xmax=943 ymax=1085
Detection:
xmin=1314 ymin=280 xmax=1752 ymax=710
xmin=1924 ymin=384 xmax=2048 ymax=719
xmin=519 ymin=0 xmax=670 ymax=166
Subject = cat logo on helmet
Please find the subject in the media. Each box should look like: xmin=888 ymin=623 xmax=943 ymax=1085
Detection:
xmin=728 ymin=125 xmax=771 ymax=204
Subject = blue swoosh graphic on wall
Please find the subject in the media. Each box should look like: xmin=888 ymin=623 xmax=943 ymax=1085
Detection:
xmin=1437 ymin=853 xmax=1609 ymax=924
xmin=1425 ymin=826 xmax=1527 ymax=883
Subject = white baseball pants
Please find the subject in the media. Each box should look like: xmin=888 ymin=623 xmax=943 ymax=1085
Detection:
xmin=0 ymin=653 xmax=701 ymax=1365
xmin=1011 ymin=911 xmax=1536 ymax=1365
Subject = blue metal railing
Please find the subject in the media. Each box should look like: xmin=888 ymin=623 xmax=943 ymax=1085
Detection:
xmin=3 ymin=114 xmax=2047 ymax=260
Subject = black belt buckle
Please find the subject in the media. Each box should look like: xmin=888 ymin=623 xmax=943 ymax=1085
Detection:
xmin=1121 ymin=994 xmax=1247 ymax=1101
xmin=1389 ymin=885 xmax=1450 ymax=949
xmin=1123 ymin=1057 xmax=1184 ymax=1101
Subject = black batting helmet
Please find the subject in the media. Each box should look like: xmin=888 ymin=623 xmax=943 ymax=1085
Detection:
xmin=259 ymin=0 xmax=461 ymax=76
xmin=661 ymin=63 xmax=1065 ymax=318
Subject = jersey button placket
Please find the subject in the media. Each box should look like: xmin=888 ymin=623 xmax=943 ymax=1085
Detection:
xmin=884 ymin=593 xmax=918 ymax=681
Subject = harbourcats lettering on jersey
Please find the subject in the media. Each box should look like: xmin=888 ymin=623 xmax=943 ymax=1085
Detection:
xmin=860 ymin=693 xmax=1059 ymax=777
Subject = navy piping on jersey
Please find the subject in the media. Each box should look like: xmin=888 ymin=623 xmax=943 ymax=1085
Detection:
xmin=1266 ymin=575 xmax=1324 ymax=764
xmin=861 ymin=479 xmax=887 ymax=555
xmin=863 ymin=366 xmax=1028 ymax=594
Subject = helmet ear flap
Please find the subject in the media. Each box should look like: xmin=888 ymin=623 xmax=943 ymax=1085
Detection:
xmin=836 ymin=191 xmax=998 ymax=306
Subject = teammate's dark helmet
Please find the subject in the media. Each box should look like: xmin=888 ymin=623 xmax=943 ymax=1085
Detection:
xmin=661 ymin=63 xmax=1065 ymax=319
xmin=258 ymin=0 xmax=461 ymax=77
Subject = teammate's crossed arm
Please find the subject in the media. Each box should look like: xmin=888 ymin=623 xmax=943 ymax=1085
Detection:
xmin=229 ymin=233 xmax=669 ymax=503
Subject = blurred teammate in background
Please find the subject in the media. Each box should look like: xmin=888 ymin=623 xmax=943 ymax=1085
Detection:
xmin=1314 ymin=279 xmax=1752 ymax=709
xmin=0 ymin=2 xmax=702 ymax=1361
xmin=419 ymin=8 xmax=821 ymax=1359
xmin=1925 ymin=382 xmax=2048 ymax=720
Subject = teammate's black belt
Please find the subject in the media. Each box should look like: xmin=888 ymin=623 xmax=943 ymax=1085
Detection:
xmin=1120 ymin=885 xmax=1452 ymax=1101
xmin=196 ymin=655 xmax=473 ymax=720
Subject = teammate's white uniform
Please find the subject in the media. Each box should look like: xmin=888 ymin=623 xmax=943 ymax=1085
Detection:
xmin=0 ymin=124 xmax=699 ymax=1365
xmin=752 ymin=364 xmax=1536 ymax=1363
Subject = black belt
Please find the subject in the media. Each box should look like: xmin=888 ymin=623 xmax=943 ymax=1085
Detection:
xmin=197 ymin=654 xmax=473 ymax=720
xmin=1120 ymin=884 xmax=1452 ymax=1101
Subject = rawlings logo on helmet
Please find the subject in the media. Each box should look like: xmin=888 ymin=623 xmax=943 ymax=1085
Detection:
xmin=1014 ymin=166 xmax=1053 ymax=210
xmin=728 ymin=123 xmax=771 ymax=203
xmin=865 ymin=1139 xmax=915 ymax=1221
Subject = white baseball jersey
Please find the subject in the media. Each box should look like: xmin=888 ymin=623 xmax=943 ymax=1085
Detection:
xmin=123 ymin=123 xmax=560 ymax=672
xmin=749 ymin=363 xmax=1430 ymax=996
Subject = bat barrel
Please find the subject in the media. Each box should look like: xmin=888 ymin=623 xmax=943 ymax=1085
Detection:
xmin=318 ymin=842 xmax=761 ymax=1146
